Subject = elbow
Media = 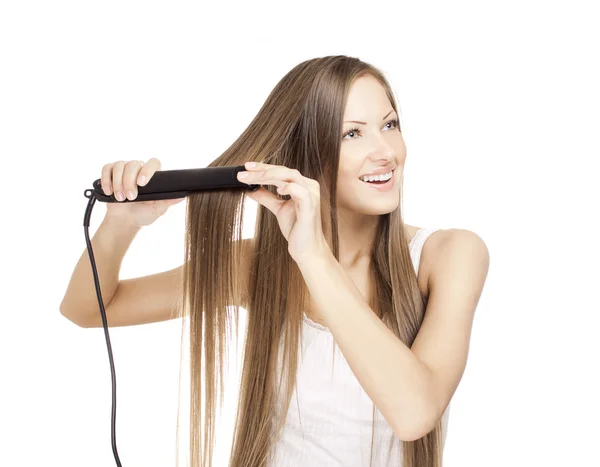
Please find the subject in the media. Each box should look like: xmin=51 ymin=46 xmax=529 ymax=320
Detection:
xmin=392 ymin=402 xmax=438 ymax=442
xmin=394 ymin=423 xmax=434 ymax=443
xmin=59 ymin=304 xmax=89 ymax=328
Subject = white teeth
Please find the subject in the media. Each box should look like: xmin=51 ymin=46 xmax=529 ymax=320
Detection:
xmin=360 ymin=171 xmax=393 ymax=182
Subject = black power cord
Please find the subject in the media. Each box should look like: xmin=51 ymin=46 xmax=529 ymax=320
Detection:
xmin=83 ymin=190 xmax=123 ymax=466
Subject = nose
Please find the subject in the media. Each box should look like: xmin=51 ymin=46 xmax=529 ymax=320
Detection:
xmin=365 ymin=131 xmax=397 ymax=160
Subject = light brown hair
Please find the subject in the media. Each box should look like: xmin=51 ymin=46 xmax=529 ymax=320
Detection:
xmin=174 ymin=55 xmax=443 ymax=466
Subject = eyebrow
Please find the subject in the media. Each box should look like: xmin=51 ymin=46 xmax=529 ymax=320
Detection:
xmin=344 ymin=109 xmax=395 ymax=125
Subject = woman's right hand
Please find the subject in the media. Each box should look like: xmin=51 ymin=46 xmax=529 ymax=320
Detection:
xmin=101 ymin=158 xmax=184 ymax=227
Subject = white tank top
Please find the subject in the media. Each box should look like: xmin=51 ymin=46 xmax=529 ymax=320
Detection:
xmin=267 ymin=228 xmax=451 ymax=466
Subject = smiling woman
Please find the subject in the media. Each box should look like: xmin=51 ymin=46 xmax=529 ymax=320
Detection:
xmin=165 ymin=55 xmax=486 ymax=467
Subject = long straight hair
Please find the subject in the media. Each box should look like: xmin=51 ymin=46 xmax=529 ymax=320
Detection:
xmin=173 ymin=55 xmax=443 ymax=466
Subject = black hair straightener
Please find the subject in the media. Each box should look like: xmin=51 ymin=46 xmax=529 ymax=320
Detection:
xmin=87 ymin=165 xmax=260 ymax=203
xmin=80 ymin=165 xmax=259 ymax=466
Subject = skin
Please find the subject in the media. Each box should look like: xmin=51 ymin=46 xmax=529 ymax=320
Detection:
xmin=305 ymin=76 xmax=433 ymax=325
xmin=335 ymin=75 xmax=408 ymax=270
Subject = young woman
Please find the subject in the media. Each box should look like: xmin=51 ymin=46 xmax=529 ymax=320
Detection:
xmin=61 ymin=55 xmax=489 ymax=467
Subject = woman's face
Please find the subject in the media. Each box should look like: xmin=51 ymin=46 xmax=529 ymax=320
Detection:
xmin=336 ymin=75 xmax=406 ymax=216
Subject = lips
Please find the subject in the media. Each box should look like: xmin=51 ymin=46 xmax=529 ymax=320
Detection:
xmin=358 ymin=169 xmax=394 ymax=182
xmin=358 ymin=169 xmax=396 ymax=192
xmin=358 ymin=166 xmax=396 ymax=179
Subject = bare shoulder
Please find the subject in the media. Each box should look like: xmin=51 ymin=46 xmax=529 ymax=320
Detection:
xmin=422 ymin=228 xmax=488 ymax=295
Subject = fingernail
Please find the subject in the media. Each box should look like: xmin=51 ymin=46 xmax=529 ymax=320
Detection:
xmin=138 ymin=175 xmax=146 ymax=185
xmin=127 ymin=191 xmax=134 ymax=200
xmin=116 ymin=192 xmax=123 ymax=201
xmin=246 ymin=162 xmax=257 ymax=168
xmin=238 ymin=172 xmax=248 ymax=179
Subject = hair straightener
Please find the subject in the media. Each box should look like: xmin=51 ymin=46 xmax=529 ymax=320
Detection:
xmin=80 ymin=165 xmax=259 ymax=466
xmin=87 ymin=165 xmax=260 ymax=203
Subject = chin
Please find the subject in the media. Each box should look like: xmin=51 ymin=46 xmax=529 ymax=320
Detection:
xmin=367 ymin=205 xmax=399 ymax=216
xmin=354 ymin=199 xmax=400 ymax=217
xmin=338 ymin=182 xmax=400 ymax=215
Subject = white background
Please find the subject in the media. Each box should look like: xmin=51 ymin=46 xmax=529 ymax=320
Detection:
xmin=1 ymin=1 xmax=598 ymax=466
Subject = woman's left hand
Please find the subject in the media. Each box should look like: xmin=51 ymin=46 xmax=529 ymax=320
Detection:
xmin=237 ymin=161 xmax=330 ymax=266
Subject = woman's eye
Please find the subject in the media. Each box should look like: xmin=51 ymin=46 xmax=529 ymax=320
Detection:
xmin=343 ymin=127 xmax=361 ymax=139
xmin=342 ymin=118 xmax=400 ymax=140
xmin=386 ymin=118 xmax=399 ymax=130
